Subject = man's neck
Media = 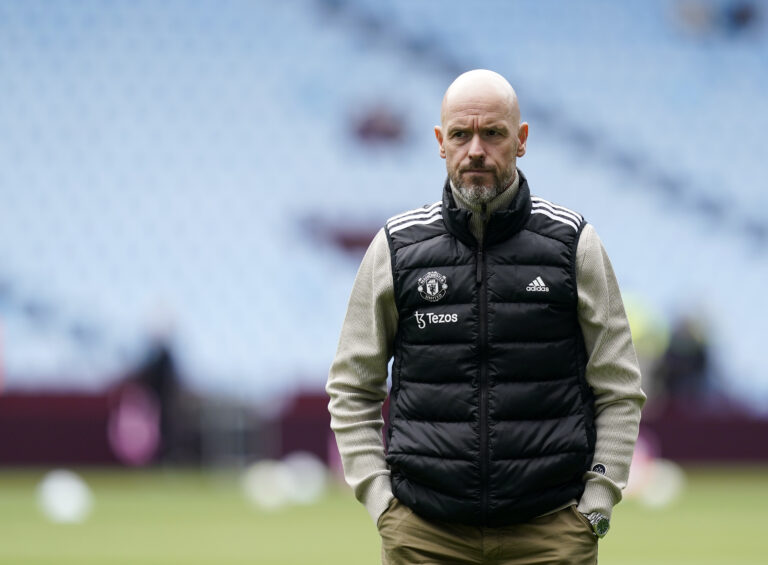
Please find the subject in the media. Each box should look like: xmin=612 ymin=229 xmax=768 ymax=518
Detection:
xmin=450 ymin=172 xmax=520 ymax=242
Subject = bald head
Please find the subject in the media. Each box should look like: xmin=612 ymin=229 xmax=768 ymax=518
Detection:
xmin=434 ymin=69 xmax=528 ymax=206
xmin=440 ymin=69 xmax=520 ymax=127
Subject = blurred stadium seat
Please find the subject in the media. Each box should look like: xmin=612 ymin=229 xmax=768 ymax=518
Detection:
xmin=0 ymin=0 xmax=766 ymax=410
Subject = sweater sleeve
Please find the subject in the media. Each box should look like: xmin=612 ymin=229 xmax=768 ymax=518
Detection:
xmin=326 ymin=228 xmax=398 ymax=525
xmin=575 ymin=224 xmax=646 ymax=521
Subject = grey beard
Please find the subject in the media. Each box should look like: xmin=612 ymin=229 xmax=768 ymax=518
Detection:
xmin=450 ymin=165 xmax=516 ymax=207
xmin=454 ymin=183 xmax=500 ymax=206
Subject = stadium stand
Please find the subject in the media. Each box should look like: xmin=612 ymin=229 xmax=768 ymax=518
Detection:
xmin=0 ymin=0 xmax=766 ymax=409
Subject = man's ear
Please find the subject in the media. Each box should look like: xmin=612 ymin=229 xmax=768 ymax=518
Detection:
xmin=516 ymin=122 xmax=529 ymax=157
xmin=434 ymin=126 xmax=446 ymax=159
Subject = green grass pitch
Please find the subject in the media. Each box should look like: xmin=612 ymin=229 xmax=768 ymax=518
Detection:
xmin=0 ymin=466 xmax=766 ymax=564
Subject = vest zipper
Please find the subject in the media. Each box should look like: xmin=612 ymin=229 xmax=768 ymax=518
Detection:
xmin=477 ymin=204 xmax=489 ymax=525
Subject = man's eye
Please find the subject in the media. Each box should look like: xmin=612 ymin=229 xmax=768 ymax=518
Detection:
xmin=453 ymin=131 xmax=465 ymax=138
xmin=486 ymin=130 xmax=497 ymax=136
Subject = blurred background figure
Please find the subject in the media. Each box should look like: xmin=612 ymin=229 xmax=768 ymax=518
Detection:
xmin=654 ymin=313 xmax=713 ymax=400
xmin=109 ymin=332 xmax=188 ymax=466
xmin=352 ymin=103 xmax=408 ymax=146
xmin=677 ymin=0 xmax=762 ymax=37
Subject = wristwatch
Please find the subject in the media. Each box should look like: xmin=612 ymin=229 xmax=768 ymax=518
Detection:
xmin=586 ymin=512 xmax=610 ymax=538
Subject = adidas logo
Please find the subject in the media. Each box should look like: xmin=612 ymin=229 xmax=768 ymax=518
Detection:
xmin=526 ymin=276 xmax=550 ymax=292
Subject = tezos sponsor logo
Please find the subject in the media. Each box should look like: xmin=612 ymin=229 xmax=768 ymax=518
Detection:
xmin=417 ymin=271 xmax=448 ymax=302
xmin=415 ymin=310 xmax=458 ymax=329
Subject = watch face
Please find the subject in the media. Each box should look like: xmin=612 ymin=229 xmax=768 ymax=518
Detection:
xmin=595 ymin=518 xmax=610 ymax=537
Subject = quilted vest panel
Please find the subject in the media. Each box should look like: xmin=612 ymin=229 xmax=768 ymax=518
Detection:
xmin=384 ymin=173 xmax=595 ymax=526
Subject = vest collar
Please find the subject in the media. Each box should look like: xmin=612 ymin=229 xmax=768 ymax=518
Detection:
xmin=441 ymin=169 xmax=533 ymax=248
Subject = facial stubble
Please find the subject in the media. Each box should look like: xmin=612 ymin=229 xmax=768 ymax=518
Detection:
xmin=450 ymin=161 xmax=517 ymax=207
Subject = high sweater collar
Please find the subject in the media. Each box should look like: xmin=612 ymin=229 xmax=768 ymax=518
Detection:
xmin=452 ymin=173 xmax=520 ymax=242
xmin=442 ymin=169 xmax=532 ymax=248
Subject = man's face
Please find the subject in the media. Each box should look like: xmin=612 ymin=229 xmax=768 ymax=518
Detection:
xmin=435 ymin=89 xmax=528 ymax=206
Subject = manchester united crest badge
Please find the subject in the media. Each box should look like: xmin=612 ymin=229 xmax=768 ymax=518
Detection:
xmin=417 ymin=271 xmax=448 ymax=302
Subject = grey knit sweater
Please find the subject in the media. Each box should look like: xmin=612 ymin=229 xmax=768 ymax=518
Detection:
xmin=327 ymin=175 xmax=646 ymax=528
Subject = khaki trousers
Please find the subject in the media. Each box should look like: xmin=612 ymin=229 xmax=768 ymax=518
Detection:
xmin=379 ymin=499 xmax=598 ymax=565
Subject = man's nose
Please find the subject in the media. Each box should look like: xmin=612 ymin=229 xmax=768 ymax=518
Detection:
xmin=467 ymin=134 xmax=485 ymax=161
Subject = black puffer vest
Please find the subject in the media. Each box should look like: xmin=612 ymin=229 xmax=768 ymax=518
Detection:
xmin=384 ymin=171 xmax=595 ymax=527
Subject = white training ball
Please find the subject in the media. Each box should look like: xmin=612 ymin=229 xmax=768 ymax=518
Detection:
xmin=640 ymin=459 xmax=686 ymax=508
xmin=37 ymin=469 xmax=94 ymax=523
xmin=241 ymin=460 xmax=294 ymax=511
xmin=282 ymin=451 xmax=328 ymax=505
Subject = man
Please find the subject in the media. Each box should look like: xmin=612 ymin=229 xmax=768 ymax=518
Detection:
xmin=327 ymin=69 xmax=645 ymax=564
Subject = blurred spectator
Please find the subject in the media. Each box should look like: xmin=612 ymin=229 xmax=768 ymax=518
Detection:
xmin=134 ymin=339 xmax=181 ymax=460
xmin=654 ymin=314 xmax=712 ymax=399
xmin=351 ymin=103 xmax=406 ymax=144
xmin=722 ymin=1 xmax=761 ymax=34
xmin=677 ymin=1 xmax=762 ymax=37
xmin=109 ymin=338 xmax=183 ymax=465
